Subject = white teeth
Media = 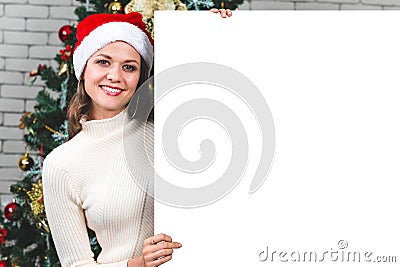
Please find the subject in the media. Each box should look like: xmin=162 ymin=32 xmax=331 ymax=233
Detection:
xmin=101 ymin=86 xmax=122 ymax=93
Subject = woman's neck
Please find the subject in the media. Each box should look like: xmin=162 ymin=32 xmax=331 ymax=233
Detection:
xmin=89 ymin=105 xmax=126 ymax=120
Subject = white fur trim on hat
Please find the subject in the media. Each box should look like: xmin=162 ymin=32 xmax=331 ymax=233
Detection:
xmin=73 ymin=21 xmax=153 ymax=80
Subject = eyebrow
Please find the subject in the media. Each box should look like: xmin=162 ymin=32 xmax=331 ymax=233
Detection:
xmin=95 ymin=53 xmax=140 ymax=64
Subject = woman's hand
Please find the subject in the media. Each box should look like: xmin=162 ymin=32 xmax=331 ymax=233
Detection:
xmin=210 ymin=8 xmax=233 ymax=18
xmin=129 ymin=233 xmax=182 ymax=267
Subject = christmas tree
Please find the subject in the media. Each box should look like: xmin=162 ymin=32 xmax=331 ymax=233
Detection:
xmin=0 ymin=0 xmax=244 ymax=266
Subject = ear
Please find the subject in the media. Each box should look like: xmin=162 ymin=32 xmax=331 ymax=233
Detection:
xmin=80 ymin=65 xmax=87 ymax=80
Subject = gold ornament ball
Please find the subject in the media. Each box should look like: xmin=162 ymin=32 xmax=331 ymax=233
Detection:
xmin=108 ymin=0 xmax=123 ymax=13
xmin=18 ymin=152 xmax=34 ymax=171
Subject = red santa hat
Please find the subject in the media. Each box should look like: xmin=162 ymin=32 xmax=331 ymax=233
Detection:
xmin=73 ymin=12 xmax=154 ymax=80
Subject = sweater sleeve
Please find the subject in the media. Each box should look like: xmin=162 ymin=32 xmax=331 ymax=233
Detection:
xmin=42 ymin=157 xmax=130 ymax=267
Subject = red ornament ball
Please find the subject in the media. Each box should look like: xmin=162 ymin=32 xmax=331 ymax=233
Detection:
xmin=4 ymin=202 xmax=22 ymax=222
xmin=0 ymin=260 xmax=10 ymax=267
xmin=58 ymin=25 xmax=72 ymax=42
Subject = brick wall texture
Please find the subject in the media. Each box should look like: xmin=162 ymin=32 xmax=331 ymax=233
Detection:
xmin=0 ymin=0 xmax=399 ymax=207
xmin=0 ymin=0 xmax=78 ymax=208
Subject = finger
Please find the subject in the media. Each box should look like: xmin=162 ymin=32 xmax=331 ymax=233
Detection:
xmin=145 ymin=241 xmax=182 ymax=253
xmin=158 ymin=241 xmax=182 ymax=250
xmin=226 ymin=9 xmax=232 ymax=17
xmin=151 ymin=233 xmax=173 ymax=244
xmin=144 ymin=253 xmax=173 ymax=266
xmin=144 ymin=236 xmax=157 ymax=246
xmin=143 ymin=249 xmax=173 ymax=263
xmin=153 ymin=248 xmax=174 ymax=259
xmin=143 ymin=241 xmax=182 ymax=257
xmin=153 ymin=255 xmax=173 ymax=267
xmin=210 ymin=8 xmax=219 ymax=13
xmin=220 ymin=9 xmax=227 ymax=18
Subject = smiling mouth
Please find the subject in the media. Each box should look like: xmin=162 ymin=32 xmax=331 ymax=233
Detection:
xmin=100 ymin=85 xmax=123 ymax=96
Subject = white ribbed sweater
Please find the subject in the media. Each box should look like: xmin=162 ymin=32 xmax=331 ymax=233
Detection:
xmin=42 ymin=110 xmax=154 ymax=267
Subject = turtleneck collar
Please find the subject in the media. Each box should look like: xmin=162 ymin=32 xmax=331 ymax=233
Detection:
xmin=79 ymin=109 xmax=128 ymax=138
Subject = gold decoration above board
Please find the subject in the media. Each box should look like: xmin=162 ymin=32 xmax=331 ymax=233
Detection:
xmin=108 ymin=0 xmax=123 ymax=13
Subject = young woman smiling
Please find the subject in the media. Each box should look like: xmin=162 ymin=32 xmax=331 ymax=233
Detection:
xmin=42 ymin=9 xmax=232 ymax=267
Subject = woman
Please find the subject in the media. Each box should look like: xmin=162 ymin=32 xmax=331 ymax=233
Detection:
xmin=43 ymin=9 xmax=232 ymax=267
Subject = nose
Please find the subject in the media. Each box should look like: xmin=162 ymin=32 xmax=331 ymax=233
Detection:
xmin=106 ymin=65 xmax=121 ymax=82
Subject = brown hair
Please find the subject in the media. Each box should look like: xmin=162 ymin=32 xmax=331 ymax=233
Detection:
xmin=67 ymin=56 xmax=149 ymax=139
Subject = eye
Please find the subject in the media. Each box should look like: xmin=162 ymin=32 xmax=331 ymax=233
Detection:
xmin=122 ymin=64 xmax=137 ymax=72
xmin=96 ymin=59 xmax=109 ymax=65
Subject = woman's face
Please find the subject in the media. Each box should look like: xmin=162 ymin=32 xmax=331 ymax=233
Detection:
xmin=83 ymin=41 xmax=141 ymax=120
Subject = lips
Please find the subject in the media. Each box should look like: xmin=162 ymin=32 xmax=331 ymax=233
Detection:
xmin=100 ymin=85 xmax=124 ymax=96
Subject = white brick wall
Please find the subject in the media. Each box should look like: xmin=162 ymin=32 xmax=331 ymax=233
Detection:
xmin=251 ymin=1 xmax=295 ymax=9
xmin=0 ymin=44 xmax=28 ymax=58
xmin=50 ymin=6 xmax=78 ymax=20
xmin=0 ymin=0 xmax=77 ymax=207
xmin=3 ymin=140 xmax=25 ymax=153
xmin=6 ymin=58 xmax=50 ymax=72
xmin=295 ymin=2 xmax=340 ymax=9
xmin=5 ymin=31 xmax=48 ymax=45
xmin=0 ymin=127 xmax=23 ymax=140
xmin=362 ymin=0 xmax=398 ymax=5
xmin=29 ymin=0 xmax=73 ymax=5
xmin=25 ymin=100 xmax=36 ymax=112
xmin=0 ymin=168 xmax=20 ymax=180
xmin=27 ymin=19 xmax=70 ymax=32
xmin=0 ymin=0 xmax=27 ymax=4
xmin=0 ymin=71 xmax=23 ymax=84
xmin=30 ymin=46 xmax=61 ymax=59
xmin=1 ymin=85 xmax=42 ymax=99
xmin=0 ymin=99 xmax=25 ymax=112
xmin=3 ymin=113 xmax=23 ymax=125
xmin=341 ymin=3 xmax=383 ymax=9
xmin=0 ymin=0 xmax=400 ymax=208
xmin=0 ymin=18 xmax=25 ymax=30
xmin=5 ymin=5 xmax=49 ymax=18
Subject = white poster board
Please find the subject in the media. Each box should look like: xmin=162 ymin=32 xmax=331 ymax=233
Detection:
xmin=153 ymin=11 xmax=400 ymax=266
